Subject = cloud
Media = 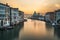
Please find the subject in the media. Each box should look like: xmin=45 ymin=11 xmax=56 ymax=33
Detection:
xmin=0 ymin=0 xmax=60 ymax=14
xmin=55 ymin=4 xmax=60 ymax=8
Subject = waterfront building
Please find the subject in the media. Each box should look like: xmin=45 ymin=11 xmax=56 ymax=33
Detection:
xmin=0 ymin=3 xmax=24 ymax=27
xmin=11 ymin=8 xmax=19 ymax=25
xmin=38 ymin=15 xmax=45 ymax=21
xmin=0 ymin=3 xmax=10 ymax=27
xmin=45 ymin=12 xmax=55 ymax=23
xmin=49 ymin=12 xmax=55 ymax=23
xmin=45 ymin=12 xmax=51 ymax=22
xmin=54 ymin=9 xmax=60 ymax=25
xmin=0 ymin=3 xmax=24 ymax=30
xmin=31 ymin=11 xmax=38 ymax=19
xmin=19 ymin=11 xmax=24 ymax=22
xmin=32 ymin=11 xmax=38 ymax=17
xmin=31 ymin=11 xmax=44 ymax=20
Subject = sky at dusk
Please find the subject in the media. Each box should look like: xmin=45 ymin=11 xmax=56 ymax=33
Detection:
xmin=0 ymin=0 xmax=60 ymax=14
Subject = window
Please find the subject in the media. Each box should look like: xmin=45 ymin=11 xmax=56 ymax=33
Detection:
xmin=14 ymin=13 xmax=16 ymax=15
xmin=0 ymin=6 xmax=5 ymax=10
xmin=0 ymin=14 xmax=5 ymax=17
xmin=0 ymin=11 xmax=5 ymax=14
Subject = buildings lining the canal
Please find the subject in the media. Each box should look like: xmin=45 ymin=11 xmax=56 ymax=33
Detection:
xmin=30 ymin=11 xmax=44 ymax=20
xmin=0 ymin=3 xmax=10 ymax=27
xmin=55 ymin=9 xmax=60 ymax=25
xmin=30 ymin=9 xmax=60 ymax=26
xmin=45 ymin=12 xmax=55 ymax=23
xmin=45 ymin=9 xmax=60 ymax=26
xmin=0 ymin=3 xmax=24 ymax=27
xmin=11 ymin=8 xmax=19 ymax=25
xmin=19 ymin=11 xmax=24 ymax=22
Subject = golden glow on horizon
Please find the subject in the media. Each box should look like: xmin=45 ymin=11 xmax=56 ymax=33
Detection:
xmin=55 ymin=4 xmax=60 ymax=8
xmin=0 ymin=0 xmax=60 ymax=14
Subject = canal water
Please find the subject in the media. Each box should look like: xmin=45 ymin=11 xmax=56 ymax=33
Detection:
xmin=0 ymin=19 xmax=60 ymax=40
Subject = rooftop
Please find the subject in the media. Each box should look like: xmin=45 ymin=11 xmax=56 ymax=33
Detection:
xmin=0 ymin=3 xmax=10 ymax=7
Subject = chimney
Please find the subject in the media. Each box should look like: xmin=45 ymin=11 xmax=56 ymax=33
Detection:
xmin=6 ymin=3 xmax=8 ymax=6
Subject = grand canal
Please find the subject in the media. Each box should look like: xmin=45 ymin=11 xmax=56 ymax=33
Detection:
xmin=0 ymin=19 xmax=60 ymax=40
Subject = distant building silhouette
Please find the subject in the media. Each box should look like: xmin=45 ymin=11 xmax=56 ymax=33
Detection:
xmin=32 ymin=11 xmax=37 ymax=17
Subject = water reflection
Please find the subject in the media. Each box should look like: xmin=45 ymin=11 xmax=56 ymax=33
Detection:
xmin=0 ymin=19 xmax=60 ymax=40
xmin=19 ymin=19 xmax=54 ymax=40
xmin=45 ymin=23 xmax=54 ymax=40
xmin=0 ymin=22 xmax=24 ymax=40
xmin=54 ymin=27 xmax=60 ymax=40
